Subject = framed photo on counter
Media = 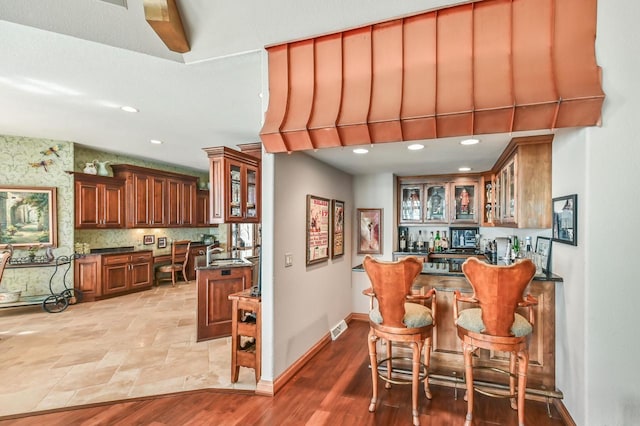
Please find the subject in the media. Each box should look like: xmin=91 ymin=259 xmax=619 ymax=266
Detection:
xmin=535 ymin=236 xmax=551 ymax=273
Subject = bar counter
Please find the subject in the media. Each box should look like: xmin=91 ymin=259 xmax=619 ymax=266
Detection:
xmin=353 ymin=253 xmax=563 ymax=401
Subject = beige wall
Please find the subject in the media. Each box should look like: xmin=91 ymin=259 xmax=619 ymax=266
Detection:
xmin=270 ymin=152 xmax=354 ymax=377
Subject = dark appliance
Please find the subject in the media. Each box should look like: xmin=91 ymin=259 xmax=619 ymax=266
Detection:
xmin=450 ymin=227 xmax=479 ymax=249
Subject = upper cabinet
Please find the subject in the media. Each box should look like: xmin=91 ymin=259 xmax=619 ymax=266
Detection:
xmin=204 ymin=147 xmax=261 ymax=224
xmin=485 ymin=135 xmax=553 ymax=229
xmin=74 ymin=173 xmax=125 ymax=229
xmin=195 ymin=190 xmax=210 ymax=227
xmin=111 ymin=164 xmax=199 ymax=228
xmin=398 ymin=177 xmax=480 ymax=225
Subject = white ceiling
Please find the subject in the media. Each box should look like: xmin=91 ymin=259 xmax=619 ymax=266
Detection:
xmin=0 ymin=0 xmax=553 ymax=175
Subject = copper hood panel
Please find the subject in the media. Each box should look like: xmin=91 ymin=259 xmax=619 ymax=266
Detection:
xmin=260 ymin=0 xmax=604 ymax=153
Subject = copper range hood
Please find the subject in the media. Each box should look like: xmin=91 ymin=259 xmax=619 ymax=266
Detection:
xmin=260 ymin=0 xmax=604 ymax=153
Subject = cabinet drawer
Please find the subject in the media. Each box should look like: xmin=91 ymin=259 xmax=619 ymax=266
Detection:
xmin=130 ymin=253 xmax=152 ymax=263
xmin=102 ymin=254 xmax=131 ymax=265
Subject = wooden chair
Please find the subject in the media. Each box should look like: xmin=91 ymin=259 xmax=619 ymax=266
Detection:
xmin=155 ymin=240 xmax=191 ymax=286
xmin=362 ymin=255 xmax=436 ymax=426
xmin=454 ymin=257 xmax=537 ymax=426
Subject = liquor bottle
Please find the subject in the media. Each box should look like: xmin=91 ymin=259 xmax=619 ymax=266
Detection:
xmin=408 ymin=232 xmax=415 ymax=252
xmin=434 ymin=230 xmax=441 ymax=252
xmin=399 ymin=231 xmax=407 ymax=252
xmin=512 ymin=235 xmax=520 ymax=259
xmin=442 ymin=231 xmax=449 ymax=250
xmin=525 ymin=236 xmax=533 ymax=258
xmin=417 ymin=230 xmax=424 ymax=252
xmin=429 ymin=232 xmax=435 ymax=253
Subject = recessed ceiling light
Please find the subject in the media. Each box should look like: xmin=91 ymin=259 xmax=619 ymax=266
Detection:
xmin=407 ymin=144 xmax=424 ymax=151
xmin=353 ymin=148 xmax=369 ymax=154
xmin=458 ymin=167 xmax=472 ymax=172
xmin=121 ymin=106 xmax=138 ymax=113
xmin=150 ymin=139 xmax=163 ymax=145
xmin=460 ymin=138 xmax=480 ymax=145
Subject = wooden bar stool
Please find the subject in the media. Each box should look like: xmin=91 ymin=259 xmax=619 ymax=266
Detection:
xmin=454 ymin=257 xmax=537 ymax=426
xmin=362 ymin=255 xmax=436 ymax=426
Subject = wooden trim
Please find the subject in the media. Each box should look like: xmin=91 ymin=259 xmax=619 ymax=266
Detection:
xmin=203 ymin=146 xmax=260 ymax=167
xmin=110 ymin=164 xmax=198 ymax=182
xmin=553 ymin=399 xmax=577 ymax=426
xmin=492 ymin=134 xmax=554 ymax=172
xmin=255 ymin=380 xmax=274 ymax=396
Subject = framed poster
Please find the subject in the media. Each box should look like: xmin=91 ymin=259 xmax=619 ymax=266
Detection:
xmin=331 ymin=199 xmax=345 ymax=258
xmin=552 ymin=194 xmax=577 ymax=246
xmin=0 ymin=186 xmax=57 ymax=248
xmin=357 ymin=208 xmax=383 ymax=254
xmin=306 ymin=195 xmax=330 ymax=265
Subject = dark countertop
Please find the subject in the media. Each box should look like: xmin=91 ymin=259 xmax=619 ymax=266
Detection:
xmin=352 ymin=256 xmax=563 ymax=282
xmin=194 ymin=253 xmax=253 ymax=270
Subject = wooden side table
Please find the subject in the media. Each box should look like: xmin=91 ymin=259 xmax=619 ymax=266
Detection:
xmin=228 ymin=289 xmax=261 ymax=383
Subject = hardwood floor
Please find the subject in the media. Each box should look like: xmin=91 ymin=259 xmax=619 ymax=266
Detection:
xmin=0 ymin=320 xmax=568 ymax=425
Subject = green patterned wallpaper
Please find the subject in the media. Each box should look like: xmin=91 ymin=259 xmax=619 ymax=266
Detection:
xmin=1 ymin=136 xmax=220 ymax=298
xmin=0 ymin=135 xmax=75 ymax=296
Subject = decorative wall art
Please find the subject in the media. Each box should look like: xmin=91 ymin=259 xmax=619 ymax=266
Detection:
xmin=157 ymin=237 xmax=167 ymax=249
xmin=143 ymin=235 xmax=155 ymax=245
xmin=331 ymin=200 xmax=345 ymax=258
xmin=306 ymin=195 xmax=330 ymax=265
xmin=0 ymin=186 xmax=58 ymax=249
xmin=535 ymin=236 xmax=551 ymax=273
xmin=357 ymin=208 xmax=383 ymax=255
xmin=552 ymin=194 xmax=577 ymax=246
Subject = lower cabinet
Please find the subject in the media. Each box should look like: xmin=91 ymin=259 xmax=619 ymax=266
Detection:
xmin=74 ymin=251 xmax=153 ymax=301
xmin=186 ymin=244 xmax=207 ymax=281
xmin=197 ymin=265 xmax=251 ymax=341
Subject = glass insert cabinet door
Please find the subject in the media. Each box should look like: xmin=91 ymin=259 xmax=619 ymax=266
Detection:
xmin=229 ymin=163 xmax=242 ymax=219
xmin=425 ymin=184 xmax=448 ymax=223
xmin=400 ymin=185 xmax=423 ymax=222
xmin=245 ymin=167 xmax=257 ymax=219
xmin=452 ymin=182 xmax=478 ymax=223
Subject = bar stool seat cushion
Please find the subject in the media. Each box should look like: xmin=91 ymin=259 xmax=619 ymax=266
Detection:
xmin=370 ymin=302 xmax=433 ymax=328
xmin=456 ymin=308 xmax=532 ymax=337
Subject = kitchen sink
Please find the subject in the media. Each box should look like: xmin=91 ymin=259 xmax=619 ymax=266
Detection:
xmin=208 ymin=258 xmax=251 ymax=267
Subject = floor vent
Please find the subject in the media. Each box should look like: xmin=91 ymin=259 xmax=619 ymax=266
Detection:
xmin=330 ymin=320 xmax=348 ymax=340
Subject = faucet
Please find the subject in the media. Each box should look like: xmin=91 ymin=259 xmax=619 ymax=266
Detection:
xmin=205 ymin=244 xmax=224 ymax=265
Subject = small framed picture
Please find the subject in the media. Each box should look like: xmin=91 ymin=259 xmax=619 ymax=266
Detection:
xmin=331 ymin=199 xmax=345 ymax=259
xmin=357 ymin=208 xmax=383 ymax=255
xmin=157 ymin=237 xmax=167 ymax=249
xmin=143 ymin=235 xmax=155 ymax=245
xmin=552 ymin=194 xmax=577 ymax=246
xmin=306 ymin=194 xmax=330 ymax=265
xmin=535 ymin=236 xmax=551 ymax=273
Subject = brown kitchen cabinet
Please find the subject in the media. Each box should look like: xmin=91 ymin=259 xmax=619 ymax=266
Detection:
xmin=398 ymin=176 xmax=480 ymax=225
xmin=195 ymin=190 xmax=210 ymax=226
xmin=487 ymin=135 xmax=553 ymax=228
xmin=197 ymin=265 xmax=252 ymax=341
xmin=74 ymin=173 xmax=125 ymax=229
xmin=204 ymin=146 xmax=261 ymax=224
xmin=167 ymin=177 xmax=196 ymax=226
xmin=111 ymin=164 xmax=198 ymax=228
xmin=102 ymin=252 xmax=153 ymax=297
xmin=74 ymin=251 xmax=153 ymax=301
xmin=185 ymin=243 xmax=207 ymax=281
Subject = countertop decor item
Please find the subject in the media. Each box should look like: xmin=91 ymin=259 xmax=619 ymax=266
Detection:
xmin=93 ymin=160 xmax=111 ymax=176
xmin=83 ymin=162 xmax=97 ymax=174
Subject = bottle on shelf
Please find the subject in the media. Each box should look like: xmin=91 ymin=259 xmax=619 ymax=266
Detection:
xmin=399 ymin=231 xmax=407 ymax=252
xmin=429 ymin=232 xmax=435 ymax=253
xmin=512 ymin=235 xmax=520 ymax=259
xmin=434 ymin=230 xmax=441 ymax=252
xmin=525 ymin=236 xmax=533 ymax=258
xmin=417 ymin=230 xmax=424 ymax=252
xmin=408 ymin=232 xmax=415 ymax=252
xmin=442 ymin=231 xmax=449 ymax=251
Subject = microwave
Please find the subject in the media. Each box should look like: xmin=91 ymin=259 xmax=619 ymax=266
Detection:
xmin=450 ymin=227 xmax=479 ymax=249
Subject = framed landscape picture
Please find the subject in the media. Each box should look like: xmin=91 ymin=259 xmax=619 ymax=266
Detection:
xmin=0 ymin=186 xmax=57 ymax=249
xmin=306 ymin=194 xmax=330 ymax=265
xmin=357 ymin=208 xmax=382 ymax=254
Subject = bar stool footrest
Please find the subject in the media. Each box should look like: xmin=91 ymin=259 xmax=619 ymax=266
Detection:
xmin=376 ymin=356 xmax=428 ymax=386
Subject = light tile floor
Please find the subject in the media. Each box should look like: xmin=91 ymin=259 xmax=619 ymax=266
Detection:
xmin=0 ymin=282 xmax=256 ymax=417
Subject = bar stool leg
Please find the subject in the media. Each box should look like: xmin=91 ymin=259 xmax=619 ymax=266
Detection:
xmin=463 ymin=343 xmax=474 ymax=426
xmin=412 ymin=340 xmax=423 ymax=426
xmin=423 ymin=335 xmax=432 ymax=399
xmin=385 ymin=339 xmax=393 ymax=389
xmin=510 ymin=352 xmax=517 ymax=410
xmin=367 ymin=330 xmax=379 ymax=413
xmin=517 ymin=350 xmax=529 ymax=426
